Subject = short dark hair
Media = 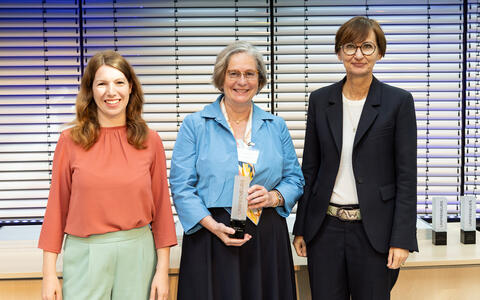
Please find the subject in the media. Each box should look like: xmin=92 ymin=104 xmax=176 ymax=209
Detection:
xmin=335 ymin=16 xmax=386 ymax=57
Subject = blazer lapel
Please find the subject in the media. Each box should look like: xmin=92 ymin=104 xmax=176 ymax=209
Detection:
xmin=326 ymin=80 xmax=344 ymax=154
xmin=353 ymin=77 xmax=381 ymax=148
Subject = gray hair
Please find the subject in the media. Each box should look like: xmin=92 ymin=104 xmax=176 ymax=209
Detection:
xmin=212 ymin=41 xmax=268 ymax=92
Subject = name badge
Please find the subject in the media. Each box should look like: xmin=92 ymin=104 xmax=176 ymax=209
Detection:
xmin=238 ymin=147 xmax=259 ymax=164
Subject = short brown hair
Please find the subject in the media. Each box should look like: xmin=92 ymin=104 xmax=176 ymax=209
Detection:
xmin=212 ymin=41 xmax=268 ymax=92
xmin=70 ymin=50 xmax=148 ymax=150
xmin=335 ymin=16 xmax=386 ymax=57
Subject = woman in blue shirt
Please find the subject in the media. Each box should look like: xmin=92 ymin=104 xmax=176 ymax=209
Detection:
xmin=170 ymin=41 xmax=304 ymax=300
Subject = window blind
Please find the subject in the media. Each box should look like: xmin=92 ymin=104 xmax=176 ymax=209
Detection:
xmin=465 ymin=0 xmax=480 ymax=215
xmin=1 ymin=0 xmax=480 ymax=224
xmin=272 ymin=0 xmax=464 ymax=217
xmin=81 ymin=0 xmax=271 ymax=217
xmin=0 ymin=0 xmax=80 ymax=224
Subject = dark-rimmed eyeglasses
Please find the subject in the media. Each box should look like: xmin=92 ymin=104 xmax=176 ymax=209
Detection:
xmin=226 ymin=69 xmax=258 ymax=81
xmin=341 ymin=42 xmax=376 ymax=56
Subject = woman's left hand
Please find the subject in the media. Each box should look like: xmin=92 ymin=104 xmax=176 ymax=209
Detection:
xmin=247 ymin=185 xmax=276 ymax=209
xmin=149 ymin=269 xmax=169 ymax=300
xmin=387 ymin=247 xmax=409 ymax=269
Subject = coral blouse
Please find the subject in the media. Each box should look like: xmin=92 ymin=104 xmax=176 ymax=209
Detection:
xmin=38 ymin=126 xmax=177 ymax=254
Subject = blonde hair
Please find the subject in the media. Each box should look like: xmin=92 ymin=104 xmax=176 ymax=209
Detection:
xmin=70 ymin=50 xmax=148 ymax=150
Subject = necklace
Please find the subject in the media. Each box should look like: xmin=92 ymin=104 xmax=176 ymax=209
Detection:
xmin=226 ymin=108 xmax=250 ymax=125
xmin=345 ymin=101 xmax=357 ymax=133
xmin=230 ymin=118 xmax=248 ymax=125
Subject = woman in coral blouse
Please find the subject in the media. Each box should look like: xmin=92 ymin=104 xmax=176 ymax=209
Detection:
xmin=39 ymin=50 xmax=177 ymax=300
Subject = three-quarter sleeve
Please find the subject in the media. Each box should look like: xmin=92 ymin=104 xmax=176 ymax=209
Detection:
xmin=149 ymin=131 xmax=177 ymax=248
xmin=38 ymin=132 xmax=73 ymax=254
xmin=170 ymin=115 xmax=211 ymax=234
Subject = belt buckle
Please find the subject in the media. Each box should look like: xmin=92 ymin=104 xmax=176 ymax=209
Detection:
xmin=336 ymin=207 xmax=358 ymax=221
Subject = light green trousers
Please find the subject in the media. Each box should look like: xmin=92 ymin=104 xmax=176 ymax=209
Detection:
xmin=62 ymin=226 xmax=157 ymax=300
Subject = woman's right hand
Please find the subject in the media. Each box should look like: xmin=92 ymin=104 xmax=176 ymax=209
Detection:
xmin=200 ymin=215 xmax=252 ymax=246
xmin=42 ymin=274 xmax=62 ymax=300
xmin=42 ymin=250 xmax=62 ymax=300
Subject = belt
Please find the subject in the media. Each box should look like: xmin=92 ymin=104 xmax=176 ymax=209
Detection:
xmin=326 ymin=205 xmax=362 ymax=221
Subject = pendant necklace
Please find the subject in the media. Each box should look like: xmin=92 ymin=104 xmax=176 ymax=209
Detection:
xmin=346 ymin=101 xmax=357 ymax=133
xmin=231 ymin=118 xmax=248 ymax=125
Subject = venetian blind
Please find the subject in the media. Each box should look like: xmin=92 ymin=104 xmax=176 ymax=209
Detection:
xmin=273 ymin=0 xmax=464 ymax=217
xmin=2 ymin=0 xmax=480 ymax=224
xmin=0 ymin=0 xmax=80 ymax=224
xmin=80 ymin=0 xmax=271 ymax=217
xmin=465 ymin=0 xmax=480 ymax=215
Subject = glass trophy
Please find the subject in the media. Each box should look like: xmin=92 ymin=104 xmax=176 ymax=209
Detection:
xmin=229 ymin=175 xmax=250 ymax=239
xmin=460 ymin=196 xmax=476 ymax=244
xmin=432 ymin=196 xmax=447 ymax=245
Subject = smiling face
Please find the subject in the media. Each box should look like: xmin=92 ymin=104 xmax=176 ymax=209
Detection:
xmin=92 ymin=65 xmax=132 ymax=127
xmin=337 ymin=30 xmax=382 ymax=79
xmin=223 ymin=52 xmax=259 ymax=107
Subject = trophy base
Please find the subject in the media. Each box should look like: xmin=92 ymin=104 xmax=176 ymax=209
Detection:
xmin=460 ymin=230 xmax=476 ymax=244
xmin=229 ymin=219 xmax=246 ymax=239
xmin=432 ymin=231 xmax=447 ymax=245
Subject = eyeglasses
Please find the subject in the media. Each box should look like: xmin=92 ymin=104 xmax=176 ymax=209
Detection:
xmin=341 ymin=42 xmax=377 ymax=56
xmin=226 ymin=69 xmax=258 ymax=81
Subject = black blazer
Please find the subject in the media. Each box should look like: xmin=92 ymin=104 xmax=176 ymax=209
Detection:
xmin=293 ymin=77 xmax=419 ymax=253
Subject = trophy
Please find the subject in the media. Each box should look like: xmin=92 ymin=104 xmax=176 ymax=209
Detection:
xmin=432 ymin=196 xmax=447 ymax=245
xmin=229 ymin=175 xmax=250 ymax=239
xmin=460 ymin=196 xmax=476 ymax=244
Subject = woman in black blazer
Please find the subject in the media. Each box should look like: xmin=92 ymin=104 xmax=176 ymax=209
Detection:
xmin=293 ymin=16 xmax=418 ymax=300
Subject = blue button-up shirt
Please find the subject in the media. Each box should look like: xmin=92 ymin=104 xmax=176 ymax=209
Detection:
xmin=170 ymin=95 xmax=304 ymax=234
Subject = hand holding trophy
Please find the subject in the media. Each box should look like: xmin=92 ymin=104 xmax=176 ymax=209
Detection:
xmin=229 ymin=175 xmax=250 ymax=239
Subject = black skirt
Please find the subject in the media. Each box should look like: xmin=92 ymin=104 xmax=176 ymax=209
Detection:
xmin=177 ymin=208 xmax=297 ymax=300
